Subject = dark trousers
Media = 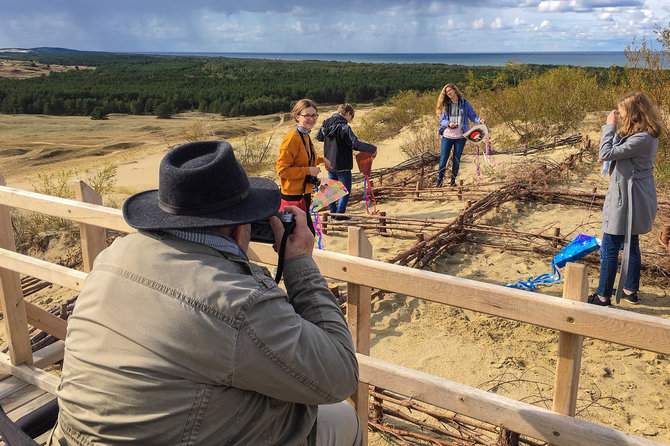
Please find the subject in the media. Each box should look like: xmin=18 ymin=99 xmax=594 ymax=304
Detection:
xmin=596 ymin=233 xmax=641 ymax=297
xmin=327 ymin=170 xmax=353 ymax=215
xmin=438 ymin=137 xmax=467 ymax=184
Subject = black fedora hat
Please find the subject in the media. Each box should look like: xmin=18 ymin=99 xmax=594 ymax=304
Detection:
xmin=123 ymin=140 xmax=280 ymax=230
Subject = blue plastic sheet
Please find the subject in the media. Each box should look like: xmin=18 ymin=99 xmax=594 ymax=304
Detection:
xmin=506 ymin=234 xmax=600 ymax=291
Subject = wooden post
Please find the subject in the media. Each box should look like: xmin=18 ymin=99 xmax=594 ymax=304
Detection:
xmin=661 ymin=224 xmax=670 ymax=249
xmin=322 ymin=212 xmax=329 ymax=235
xmin=379 ymin=211 xmax=387 ymax=234
xmin=457 ymin=180 xmax=463 ymax=201
xmin=552 ymin=262 xmax=588 ymax=416
xmin=499 ymin=428 xmax=520 ymax=446
xmin=372 ymin=386 xmax=384 ymax=424
xmin=553 ymin=227 xmax=561 ymax=248
xmin=347 ymin=227 xmax=372 ymax=445
xmin=415 ymin=180 xmax=421 ymax=199
xmin=0 ymin=174 xmax=33 ymax=366
xmin=74 ymin=180 xmax=107 ymax=272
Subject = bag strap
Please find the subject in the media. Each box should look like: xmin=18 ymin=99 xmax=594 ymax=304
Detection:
xmin=274 ymin=218 xmax=297 ymax=283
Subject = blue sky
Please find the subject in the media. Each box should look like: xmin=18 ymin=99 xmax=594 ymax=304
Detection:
xmin=1 ymin=0 xmax=669 ymax=53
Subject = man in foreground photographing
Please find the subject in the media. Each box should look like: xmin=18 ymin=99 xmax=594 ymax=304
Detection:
xmin=47 ymin=140 xmax=362 ymax=445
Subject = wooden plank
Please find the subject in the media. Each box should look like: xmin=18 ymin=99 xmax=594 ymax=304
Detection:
xmin=6 ymin=392 xmax=55 ymax=421
xmin=346 ymin=227 xmax=372 ymax=446
xmin=0 ymin=248 xmax=86 ymax=291
xmin=0 ymin=175 xmax=34 ymax=366
xmin=0 ymin=376 xmax=30 ymax=400
xmin=32 ymin=341 xmax=64 ymax=370
xmin=0 ymin=354 xmax=59 ymax=394
xmin=1 ymin=384 xmax=45 ymax=413
xmin=357 ymin=354 xmax=666 ymax=446
xmin=297 ymin=250 xmax=670 ymax=355
xmin=0 ymin=185 xmax=133 ymax=233
xmin=74 ymin=180 xmax=107 ymax=272
xmin=553 ymin=263 xmax=588 ymax=416
xmin=25 ymin=303 xmax=68 ymax=340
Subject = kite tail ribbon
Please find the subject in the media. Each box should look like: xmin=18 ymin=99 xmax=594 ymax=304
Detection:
xmin=363 ymin=175 xmax=378 ymax=214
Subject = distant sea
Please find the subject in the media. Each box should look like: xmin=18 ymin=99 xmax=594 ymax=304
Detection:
xmin=147 ymin=51 xmax=627 ymax=68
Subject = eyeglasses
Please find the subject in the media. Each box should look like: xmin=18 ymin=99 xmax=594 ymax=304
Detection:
xmin=299 ymin=113 xmax=319 ymax=119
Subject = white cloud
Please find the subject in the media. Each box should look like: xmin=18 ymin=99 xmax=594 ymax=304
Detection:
xmin=291 ymin=21 xmax=303 ymax=33
xmin=539 ymin=20 xmax=551 ymax=29
xmin=538 ymin=1 xmax=566 ymax=12
xmin=491 ymin=18 xmax=504 ymax=29
xmin=473 ymin=18 xmax=484 ymax=29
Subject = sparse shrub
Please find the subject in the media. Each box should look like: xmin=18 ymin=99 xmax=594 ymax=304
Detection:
xmin=624 ymin=29 xmax=670 ymax=184
xmin=399 ymin=117 xmax=441 ymax=159
xmin=357 ymin=90 xmax=436 ymax=142
xmin=181 ymin=120 xmax=216 ymax=142
xmin=155 ymin=102 xmax=172 ymax=119
xmin=90 ymin=106 xmax=108 ymax=120
xmin=85 ymin=164 xmax=118 ymax=196
xmin=483 ymin=66 xmax=601 ymax=143
xmin=14 ymin=165 xmax=118 ymax=252
xmin=236 ymin=132 xmax=276 ymax=173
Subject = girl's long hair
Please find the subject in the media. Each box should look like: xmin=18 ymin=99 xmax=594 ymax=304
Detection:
xmin=617 ymin=92 xmax=663 ymax=138
xmin=435 ymin=83 xmax=463 ymax=116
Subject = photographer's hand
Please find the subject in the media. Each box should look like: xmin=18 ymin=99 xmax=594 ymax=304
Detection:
xmin=308 ymin=166 xmax=321 ymax=176
xmin=270 ymin=206 xmax=314 ymax=259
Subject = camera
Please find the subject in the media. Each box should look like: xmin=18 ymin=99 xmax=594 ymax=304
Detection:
xmin=305 ymin=174 xmax=321 ymax=189
xmin=250 ymin=211 xmax=296 ymax=243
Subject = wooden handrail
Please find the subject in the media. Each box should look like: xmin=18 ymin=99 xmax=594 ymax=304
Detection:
xmin=357 ymin=354 xmax=666 ymax=446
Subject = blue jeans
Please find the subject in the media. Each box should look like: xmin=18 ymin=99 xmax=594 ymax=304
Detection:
xmin=327 ymin=170 xmax=353 ymax=215
xmin=437 ymin=137 xmax=467 ymax=184
xmin=596 ymin=233 xmax=641 ymax=297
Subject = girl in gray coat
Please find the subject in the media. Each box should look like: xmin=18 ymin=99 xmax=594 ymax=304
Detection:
xmin=589 ymin=92 xmax=662 ymax=306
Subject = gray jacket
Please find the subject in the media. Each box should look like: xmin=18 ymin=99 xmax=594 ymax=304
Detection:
xmin=599 ymin=124 xmax=657 ymax=235
xmin=47 ymin=231 xmax=358 ymax=446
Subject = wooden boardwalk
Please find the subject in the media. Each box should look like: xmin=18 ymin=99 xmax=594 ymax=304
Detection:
xmin=0 ymin=373 xmax=56 ymax=445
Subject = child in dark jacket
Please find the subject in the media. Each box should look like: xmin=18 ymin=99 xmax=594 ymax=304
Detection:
xmin=316 ymin=104 xmax=377 ymax=219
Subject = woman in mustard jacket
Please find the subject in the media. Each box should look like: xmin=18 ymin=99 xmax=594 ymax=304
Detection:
xmin=277 ymin=99 xmax=331 ymax=233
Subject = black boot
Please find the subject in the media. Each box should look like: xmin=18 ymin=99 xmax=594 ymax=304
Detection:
xmin=435 ymin=178 xmax=443 ymax=188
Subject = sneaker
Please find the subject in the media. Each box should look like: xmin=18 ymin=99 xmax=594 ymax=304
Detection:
xmin=623 ymin=291 xmax=639 ymax=304
xmin=587 ymin=293 xmax=611 ymax=306
xmin=611 ymin=289 xmax=640 ymax=304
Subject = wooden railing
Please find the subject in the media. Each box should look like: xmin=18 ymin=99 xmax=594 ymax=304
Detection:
xmin=0 ymin=176 xmax=668 ymax=446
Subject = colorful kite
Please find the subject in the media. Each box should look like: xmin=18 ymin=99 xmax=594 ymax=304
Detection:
xmin=308 ymin=179 xmax=349 ymax=250
xmin=506 ymin=234 xmax=600 ymax=291
xmin=467 ymin=125 xmax=501 ymax=183
xmin=310 ymin=179 xmax=349 ymax=212
xmin=355 ymin=151 xmax=378 ymax=214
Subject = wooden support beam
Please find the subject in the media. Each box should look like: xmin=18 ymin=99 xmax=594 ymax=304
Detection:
xmin=347 ymin=227 xmax=372 ymax=446
xmin=357 ymin=354 xmax=665 ymax=446
xmin=552 ymin=263 xmax=588 ymax=416
xmin=74 ymin=180 xmax=107 ymax=272
xmin=0 ymin=353 xmax=58 ymax=394
xmin=0 ymin=175 xmax=33 ymax=366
